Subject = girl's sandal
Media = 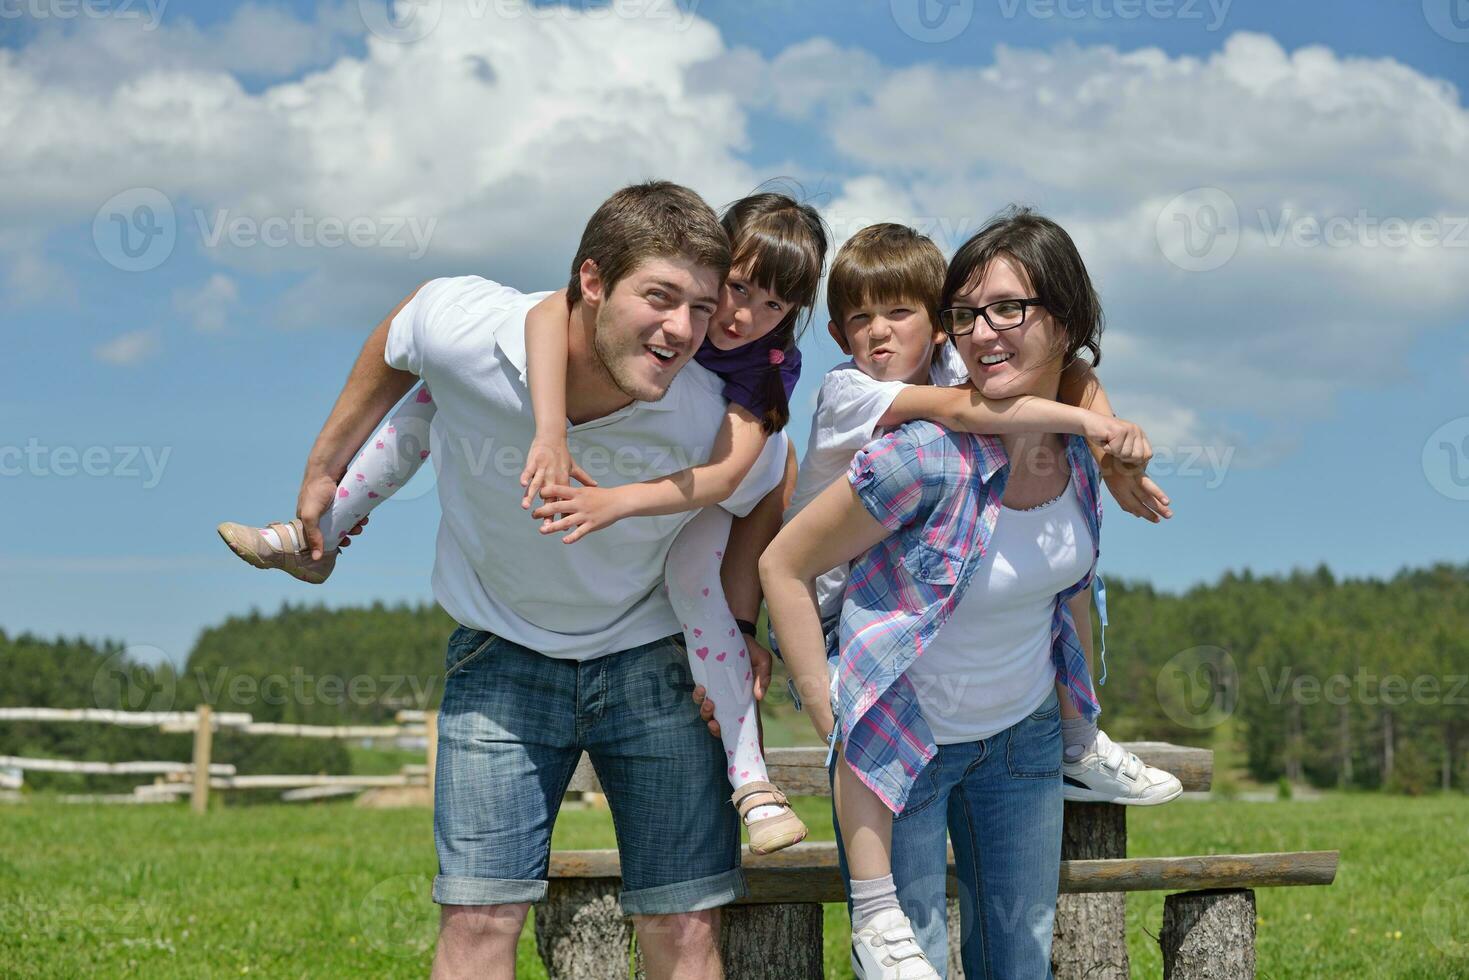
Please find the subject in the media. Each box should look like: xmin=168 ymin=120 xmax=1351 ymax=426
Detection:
xmin=732 ymin=781 xmax=809 ymax=855
xmin=217 ymin=518 xmax=337 ymax=584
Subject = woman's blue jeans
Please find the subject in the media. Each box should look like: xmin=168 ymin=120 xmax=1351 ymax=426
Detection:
xmin=831 ymin=689 xmax=1064 ymax=979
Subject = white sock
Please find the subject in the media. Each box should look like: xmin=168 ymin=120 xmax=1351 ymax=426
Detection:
xmin=850 ymin=874 xmax=901 ymax=931
xmin=260 ymin=523 xmax=301 ymax=552
xmin=665 ymin=509 xmax=785 ymax=824
xmin=1062 ymin=716 xmax=1099 ymax=762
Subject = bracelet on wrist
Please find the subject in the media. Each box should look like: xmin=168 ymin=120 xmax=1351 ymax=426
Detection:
xmin=735 ymin=618 xmax=759 ymax=638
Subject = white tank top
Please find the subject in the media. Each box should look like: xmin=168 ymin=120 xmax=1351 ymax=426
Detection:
xmin=904 ymin=477 xmax=1094 ymax=744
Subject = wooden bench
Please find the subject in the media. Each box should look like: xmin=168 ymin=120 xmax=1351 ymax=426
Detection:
xmin=536 ymin=744 xmax=1337 ymax=979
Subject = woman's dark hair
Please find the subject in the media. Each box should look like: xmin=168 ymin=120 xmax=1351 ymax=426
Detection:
xmin=722 ymin=187 xmax=829 ymax=433
xmin=941 ymin=206 xmax=1103 ymax=369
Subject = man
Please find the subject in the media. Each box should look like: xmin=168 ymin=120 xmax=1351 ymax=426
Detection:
xmin=296 ymin=181 xmax=790 ymax=979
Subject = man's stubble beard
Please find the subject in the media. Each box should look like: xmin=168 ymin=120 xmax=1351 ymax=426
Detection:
xmin=591 ymin=301 xmax=674 ymax=404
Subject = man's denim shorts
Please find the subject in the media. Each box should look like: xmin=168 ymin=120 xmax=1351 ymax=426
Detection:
xmin=431 ymin=625 xmax=746 ymax=916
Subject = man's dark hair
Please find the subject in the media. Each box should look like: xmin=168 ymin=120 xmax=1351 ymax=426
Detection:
xmin=566 ymin=181 xmax=731 ymax=308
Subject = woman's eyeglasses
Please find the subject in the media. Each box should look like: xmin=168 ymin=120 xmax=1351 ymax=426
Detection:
xmin=939 ymin=298 xmax=1043 ymax=336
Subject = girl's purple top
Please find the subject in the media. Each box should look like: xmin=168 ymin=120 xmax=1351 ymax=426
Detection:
xmin=692 ymin=329 xmax=802 ymax=420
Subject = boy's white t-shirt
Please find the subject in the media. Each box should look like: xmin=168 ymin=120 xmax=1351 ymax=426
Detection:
xmin=384 ymin=275 xmax=787 ymax=661
xmin=784 ymin=342 xmax=969 ymax=620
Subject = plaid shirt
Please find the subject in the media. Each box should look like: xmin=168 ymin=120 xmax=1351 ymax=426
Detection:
xmin=834 ymin=421 xmax=1104 ymax=813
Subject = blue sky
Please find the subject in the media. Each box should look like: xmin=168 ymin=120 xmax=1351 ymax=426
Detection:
xmin=2 ymin=0 xmax=1466 ymax=666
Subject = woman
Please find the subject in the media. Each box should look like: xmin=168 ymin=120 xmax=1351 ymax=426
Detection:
xmin=760 ymin=207 xmax=1124 ymax=978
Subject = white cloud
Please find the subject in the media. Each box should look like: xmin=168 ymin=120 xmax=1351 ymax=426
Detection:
xmin=691 ymin=37 xmax=886 ymax=121
xmin=7 ymin=2 xmax=360 ymax=91
xmin=747 ymin=32 xmax=1469 ymax=452
xmin=1 ymin=0 xmax=761 ymax=326
xmin=93 ymin=327 xmax=160 ymax=366
xmin=0 ymin=231 xmax=73 ymax=308
xmin=822 ymin=35 xmax=1467 ymax=211
xmin=172 ymin=274 xmax=240 ymax=332
xmin=7 ymin=12 xmax=1466 ymax=461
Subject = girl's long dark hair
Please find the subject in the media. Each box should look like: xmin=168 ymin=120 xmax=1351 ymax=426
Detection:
xmin=721 ymin=188 xmax=829 ymax=433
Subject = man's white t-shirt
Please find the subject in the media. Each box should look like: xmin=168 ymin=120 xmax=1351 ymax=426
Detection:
xmin=783 ymin=342 xmax=968 ymax=620
xmin=385 ymin=276 xmax=787 ymax=661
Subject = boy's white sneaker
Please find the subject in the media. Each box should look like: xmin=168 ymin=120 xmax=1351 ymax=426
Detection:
xmin=1062 ymin=729 xmax=1183 ymax=805
xmin=850 ymin=907 xmax=941 ymax=979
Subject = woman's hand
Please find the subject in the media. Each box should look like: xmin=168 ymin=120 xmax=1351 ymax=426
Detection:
xmin=530 ymin=484 xmax=630 ymax=543
xmin=1083 ymin=413 xmax=1153 ymax=468
xmin=519 ymin=437 xmax=598 ymax=512
xmin=806 ymin=704 xmax=836 ymax=746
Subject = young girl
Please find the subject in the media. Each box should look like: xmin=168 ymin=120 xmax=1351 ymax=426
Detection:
xmin=217 ymin=191 xmax=830 ymax=855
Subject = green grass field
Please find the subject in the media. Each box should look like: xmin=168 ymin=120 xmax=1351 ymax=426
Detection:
xmin=1 ymin=792 xmax=1465 ymax=978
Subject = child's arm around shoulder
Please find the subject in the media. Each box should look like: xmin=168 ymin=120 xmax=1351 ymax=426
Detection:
xmin=531 ymin=404 xmax=769 ymax=544
xmin=519 ymin=289 xmax=599 ymax=510
xmin=874 ymin=356 xmax=1146 ymax=463
xmin=1058 ymin=360 xmax=1174 ymax=523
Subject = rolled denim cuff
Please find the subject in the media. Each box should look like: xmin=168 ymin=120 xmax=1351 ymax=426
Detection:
xmin=620 ymin=868 xmax=747 ymax=916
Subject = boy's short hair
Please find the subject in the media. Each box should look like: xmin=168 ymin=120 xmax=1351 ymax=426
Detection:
xmin=567 ymin=180 xmax=731 ymax=307
xmin=827 ymin=223 xmax=946 ymax=334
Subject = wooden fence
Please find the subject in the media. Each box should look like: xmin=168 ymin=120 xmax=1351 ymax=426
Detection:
xmin=0 ymin=705 xmax=437 ymax=812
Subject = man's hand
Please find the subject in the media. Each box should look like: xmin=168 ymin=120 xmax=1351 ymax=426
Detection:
xmin=690 ymin=633 xmax=773 ymax=738
xmin=1100 ymin=457 xmax=1174 ymax=523
xmin=744 ymin=634 xmax=773 ymax=703
xmin=333 ymin=517 xmax=370 ymax=550
xmin=297 ymin=466 xmax=370 ymax=557
xmin=297 ymin=468 xmax=343 ymax=560
xmin=294 ymin=285 xmax=422 ymax=559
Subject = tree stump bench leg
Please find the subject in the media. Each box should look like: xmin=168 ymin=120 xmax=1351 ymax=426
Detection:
xmin=1053 ymin=802 xmax=1129 ymax=980
xmin=535 ymin=878 xmax=633 ymax=979
xmin=719 ymin=903 xmax=825 ymax=980
xmin=1161 ymin=888 xmax=1257 ymax=980
xmin=947 ymin=897 xmax=965 ymax=978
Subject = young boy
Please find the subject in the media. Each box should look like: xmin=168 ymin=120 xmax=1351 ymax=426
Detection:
xmin=779 ymin=222 xmax=1180 ymax=974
